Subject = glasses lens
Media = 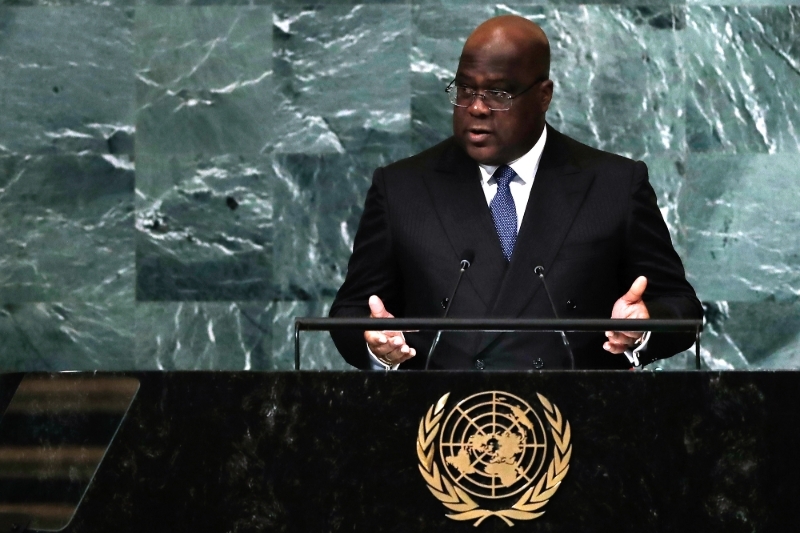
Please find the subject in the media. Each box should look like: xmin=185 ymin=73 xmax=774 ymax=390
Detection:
xmin=454 ymin=86 xmax=474 ymax=107
xmin=485 ymin=91 xmax=512 ymax=111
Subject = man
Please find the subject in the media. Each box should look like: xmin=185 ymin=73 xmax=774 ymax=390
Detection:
xmin=329 ymin=15 xmax=702 ymax=370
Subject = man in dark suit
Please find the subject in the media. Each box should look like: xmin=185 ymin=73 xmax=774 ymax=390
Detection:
xmin=329 ymin=15 xmax=702 ymax=370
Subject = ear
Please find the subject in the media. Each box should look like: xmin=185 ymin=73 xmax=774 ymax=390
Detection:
xmin=539 ymin=79 xmax=554 ymax=111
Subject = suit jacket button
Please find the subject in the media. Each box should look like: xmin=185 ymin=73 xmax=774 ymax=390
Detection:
xmin=475 ymin=359 xmax=485 ymax=370
xmin=566 ymin=300 xmax=577 ymax=311
xmin=533 ymin=358 xmax=545 ymax=369
xmin=441 ymin=297 xmax=449 ymax=309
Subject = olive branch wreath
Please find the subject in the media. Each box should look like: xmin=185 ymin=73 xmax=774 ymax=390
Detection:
xmin=417 ymin=392 xmax=571 ymax=527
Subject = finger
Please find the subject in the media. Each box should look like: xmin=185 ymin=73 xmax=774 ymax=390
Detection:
xmin=605 ymin=331 xmax=639 ymax=347
xmin=621 ymin=276 xmax=647 ymax=304
xmin=603 ymin=340 xmax=629 ymax=354
xmin=368 ymin=295 xmax=393 ymax=318
xmin=379 ymin=344 xmax=417 ymax=365
xmin=365 ymin=331 xmax=415 ymax=360
xmin=606 ymin=330 xmax=642 ymax=342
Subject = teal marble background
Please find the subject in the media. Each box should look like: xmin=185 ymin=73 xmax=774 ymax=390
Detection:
xmin=1 ymin=3 xmax=798 ymax=371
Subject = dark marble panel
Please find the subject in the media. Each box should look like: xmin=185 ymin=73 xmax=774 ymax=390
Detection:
xmin=411 ymin=5 xmax=686 ymax=160
xmin=135 ymin=153 xmax=274 ymax=300
xmin=0 ymin=7 xmax=134 ymax=155
xmin=0 ymin=302 xmax=135 ymax=371
xmin=685 ymin=6 xmax=800 ymax=153
xmin=678 ymin=153 xmax=800 ymax=301
xmin=134 ymin=6 xmax=273 ymax=156
xmin=50 ymin=372 xmax=800 ymax=532
xmin=0 ymin=156 xmax=135 ymax=302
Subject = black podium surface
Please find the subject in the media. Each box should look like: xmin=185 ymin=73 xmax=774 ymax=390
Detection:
xmin=3 ymin=371 xmax=799 ymax=532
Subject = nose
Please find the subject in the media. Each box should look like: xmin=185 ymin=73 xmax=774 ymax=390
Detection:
xmin=468 ymin=94 xmax=492 ymax=116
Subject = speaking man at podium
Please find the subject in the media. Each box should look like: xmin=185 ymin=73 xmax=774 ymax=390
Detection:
xmin=329 ymin=15 xmax=702 ymax=371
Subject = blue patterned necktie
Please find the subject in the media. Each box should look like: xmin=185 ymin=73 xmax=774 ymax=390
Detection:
xmin=490 ymin=165 xmax=518 ymax=261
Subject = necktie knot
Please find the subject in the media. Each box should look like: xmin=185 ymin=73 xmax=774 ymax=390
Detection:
xmin=494 ymin=165 xmax=515 ymax=188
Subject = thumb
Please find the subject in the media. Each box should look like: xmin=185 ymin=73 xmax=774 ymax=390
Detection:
xmin=622 ymin=276 xmax=647 ymax=304
xmin=368 ymin=295 xmax=393 ymax=318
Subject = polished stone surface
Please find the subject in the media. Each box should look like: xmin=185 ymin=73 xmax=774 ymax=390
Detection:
xmin=1 ymin=4 xmax=799 ymax=371
xmin=5 ymin=371 xmax=792 ymax=532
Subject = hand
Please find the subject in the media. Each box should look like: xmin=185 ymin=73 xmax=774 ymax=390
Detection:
xmin=364 ymin=295 xmax=416 ymax=366
xmin=605 ymin=276 xmax=650 ymax=354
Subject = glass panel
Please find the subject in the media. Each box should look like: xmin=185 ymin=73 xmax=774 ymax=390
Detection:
xmin=0 ymin=374 xmax=139 ymax=531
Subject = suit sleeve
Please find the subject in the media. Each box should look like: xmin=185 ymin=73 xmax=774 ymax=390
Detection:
xmin=622 ymin=161 xmax=703 ymax=365
xmin=329 ymin=167 xmax=404 ymax=369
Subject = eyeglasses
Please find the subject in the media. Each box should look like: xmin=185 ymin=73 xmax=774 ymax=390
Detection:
xmin=445 ymin=78 xmax=545 ymax=111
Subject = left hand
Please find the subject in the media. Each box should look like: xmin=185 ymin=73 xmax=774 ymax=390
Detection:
xmin=605 ymin=276 xmax=649 ymax=354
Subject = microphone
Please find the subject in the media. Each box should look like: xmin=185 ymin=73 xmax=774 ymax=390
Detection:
xmin=425 ymin=251 xmax=475 ymax=370
xmin=533 ymin=265 xmax=575 ymax=370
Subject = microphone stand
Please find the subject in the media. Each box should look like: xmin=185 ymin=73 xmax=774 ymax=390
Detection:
xmin=425 ymin=259 xmax=471 ymax=370
xmin=534 ymin=266 xmax=575 ymax=369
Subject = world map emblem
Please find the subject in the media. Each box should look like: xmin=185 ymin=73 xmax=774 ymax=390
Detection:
xmin=417 ymin=391 xmax=572 ymax=526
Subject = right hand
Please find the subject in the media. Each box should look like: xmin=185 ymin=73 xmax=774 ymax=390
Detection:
xmin=364 ymin=295 xmax=416 ymax=366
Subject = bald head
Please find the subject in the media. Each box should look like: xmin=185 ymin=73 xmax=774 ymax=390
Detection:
xmin=462 ymin=15 xmax=550 ymax=81
xmin=452 ymin=15 xmax=554 ymax=165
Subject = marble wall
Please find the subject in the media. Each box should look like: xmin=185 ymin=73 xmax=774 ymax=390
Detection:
xmin=0 ymin=2 xmax=798 ymax=371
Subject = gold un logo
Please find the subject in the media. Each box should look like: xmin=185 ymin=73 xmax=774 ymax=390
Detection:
xmin=417 ymin=391 xmax=572 ymax=526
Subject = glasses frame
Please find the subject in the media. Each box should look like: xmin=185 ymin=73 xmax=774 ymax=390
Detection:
xmin=445 ymin=78 xmax=546 ymax=111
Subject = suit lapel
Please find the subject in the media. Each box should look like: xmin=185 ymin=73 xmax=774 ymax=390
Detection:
xmin=423 ymin=141 xmax=508 ymax=309
xmin=476 ymin=127 xmax=596 ymax=355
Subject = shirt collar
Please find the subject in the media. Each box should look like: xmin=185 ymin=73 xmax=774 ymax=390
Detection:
xmin=478 ymin=126 xmax=548 ymax=184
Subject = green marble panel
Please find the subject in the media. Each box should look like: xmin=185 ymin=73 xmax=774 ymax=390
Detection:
xmin=0 ymin=2 xmax=797 ymax=372
xmin=135 ymin=153 xmax=274 ymax=300
xmin=272 ymin=4 xmax=412 ymax=156
xmin=542 ymin=5 xmax=686 ymax=159
xmin=135 ymin=6 xmax=273 ymax=156
xmin=685 ymin=6 xmax=800 ymax=153
xmin=0 ymin=7 xmax=134 ymax=155
xmin=658 ymin=300 xmax=800 ymax=370
xmin=0 ymin=156 xmax=135 ymax=302
xmin=679 ymin=153 xmax=800 ymax=301
xmin=272 ymin=300 xmax=352 ymax=370
xmin=270 ymin=4 xmax=413 ymax=301
xmin=641 ymin=153 xmax=686 ymax=247
xmin=0 ymin=301 xmax=135 ymax=371
xmin=132 ymin=300 xmax=345 ymax=370
xmin=134 ymin=301 xmax=276 ymax=369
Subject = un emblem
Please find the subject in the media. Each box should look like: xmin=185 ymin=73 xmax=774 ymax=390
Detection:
xmin=417 ymin=391 xmax=572 ymax=526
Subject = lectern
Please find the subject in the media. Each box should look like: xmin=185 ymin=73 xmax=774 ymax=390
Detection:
xmin=1 ymin=368 xmax=798 ymax=532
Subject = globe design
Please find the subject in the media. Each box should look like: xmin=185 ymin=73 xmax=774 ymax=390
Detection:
xmin=439 ymin=391 xmax=548 ymax=499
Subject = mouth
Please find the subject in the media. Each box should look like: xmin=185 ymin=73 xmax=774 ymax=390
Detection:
xmin=466 ymin=128 xmax=493 ymax=143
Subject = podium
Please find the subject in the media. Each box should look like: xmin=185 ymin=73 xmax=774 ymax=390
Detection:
xmin=1 ymin=370 xmax=799 ymax=532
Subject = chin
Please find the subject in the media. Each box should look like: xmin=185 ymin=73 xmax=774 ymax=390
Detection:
xmin=464 ymin=144 xmax=500 ymax=166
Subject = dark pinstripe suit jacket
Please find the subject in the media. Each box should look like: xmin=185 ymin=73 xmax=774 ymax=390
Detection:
xmin=330 ymin=125 xmax=702 ymax=370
